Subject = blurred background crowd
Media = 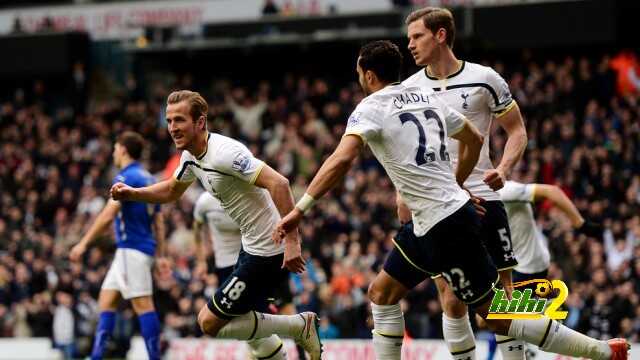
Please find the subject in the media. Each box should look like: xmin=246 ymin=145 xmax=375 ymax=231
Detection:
xmin=0 ymin=46 xmax=639 ymax=357
xmin=0 ymin=0 xmax=640 ymax=358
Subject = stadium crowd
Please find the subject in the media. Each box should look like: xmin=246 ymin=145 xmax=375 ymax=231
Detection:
xmin=0 ymin=49 xmax=639 ymax=357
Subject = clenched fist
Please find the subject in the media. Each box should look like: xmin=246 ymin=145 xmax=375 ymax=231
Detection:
xmin=110 ymin=182 xmax=135 ymax=201
xmin=69 ymin=243 xmax=87 ymax=262
xmin=483 ymin=168 xmax=506 ymax=191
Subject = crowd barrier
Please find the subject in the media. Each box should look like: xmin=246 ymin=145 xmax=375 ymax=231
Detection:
xmin=0 ymin=338 xmax=62 ymax=360
xmin=124 ymin=337 xmax=640 ymax=360
xmin=0 ymin=336 xmax=637 ymax=359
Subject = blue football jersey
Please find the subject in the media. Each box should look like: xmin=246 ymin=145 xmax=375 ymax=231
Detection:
xmin=113 ymin=162 xmax=159 ymax=256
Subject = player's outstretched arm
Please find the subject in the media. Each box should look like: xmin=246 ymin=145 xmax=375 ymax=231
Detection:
xmin=254 ymin=164 xmax=307 ymax=273
xmin=192 ymin=220 xmax=208 ymax=268
xmin=273 ymin=134 xmax=364 ymax=240
xmin=153 ymin=211 xmax=167 ymax=256
xmin=69 ymin=199 xmax=121 ymax=262
xmin=305 ymin=134 xmax=364 ymax=201
xmin=533 ymin=184 xmax=584 ymax=228
xmin=153 ymin=210 xmax=171 ymax=276
xmin=254 ymin=164 xmax=296 ymax=218
xmin=396 ymin=191 xmax=412 ymax=225
xmin=486 ymin=102 xmax=527 ymax=190
xmin=111 ymin=177 xmax=191 ymax=204
xmin=451 ymin=119 xmax=484 ymax=186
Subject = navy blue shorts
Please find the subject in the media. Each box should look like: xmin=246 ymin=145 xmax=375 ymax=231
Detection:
xmin=512 ymin=269 xmax=550 ymax=293
xmin=215 ymin=265 xmax=235 ymax=284
xmin=512 ymin=269 xmax=549 ymax=283
xmin=383 ymin=201 xmax=498 ymax=307
xmin=270 ymin=274 xmax=293 ymax=309
xmin=208 ymin=250 xmax=289 ymax=319
xmin=480 ymin=201 xmax=518 ymax=272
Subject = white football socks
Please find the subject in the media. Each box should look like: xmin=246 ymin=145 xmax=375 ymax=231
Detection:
xmin=496 ymin=334 xmax=525 ymax=359
xmin=508 ymin=317 xmax=612 ymax=360
xmin=217 ymin=311 xmax=305 ymax=340
xmin=442 ymin=313 xmax=477 ymax=360
xmin=247 ymin=335 xmax=287 ymax=360
xmin=371 ymin=303 xmax=404 ymax=360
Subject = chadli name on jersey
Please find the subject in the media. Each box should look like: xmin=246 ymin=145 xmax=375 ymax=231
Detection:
xmin=393 ymin=92 xmax=430 ymax=109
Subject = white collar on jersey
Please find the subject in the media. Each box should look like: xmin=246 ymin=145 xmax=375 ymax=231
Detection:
xmin=195 ymin=132 xmax=212 ymax=160
xmin=425 ymin=60 xmax=465 ymax=81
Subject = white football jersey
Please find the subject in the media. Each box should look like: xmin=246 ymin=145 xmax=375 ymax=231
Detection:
xmin=193 ymin=191 xmax=242 ymax=268
xmin=403 ymin=61 xmax=516 ymax=201
xmin=345 ymin=83 xmax=469 ymax=237
xmin=174 ymin=133 xmax=284 ymax=257
xmin=498 ymin=181 xmax=550 ymax=274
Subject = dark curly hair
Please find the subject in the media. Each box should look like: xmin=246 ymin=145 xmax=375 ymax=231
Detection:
xmin=358 ymin=40 xmax=403 ymax=84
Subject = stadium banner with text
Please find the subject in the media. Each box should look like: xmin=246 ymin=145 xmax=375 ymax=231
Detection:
xmin=0 ymin=0 xmax=392 ymax=40
xmin=0 ymin=0 xmax=580 ymax=41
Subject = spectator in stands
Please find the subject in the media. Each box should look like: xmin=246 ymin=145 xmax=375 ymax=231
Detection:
xmin=52 ymin=291 xmax=75 ymax=359
xmin=318 ymin=316 xmax=340 ymax=339
xmin=11 ymin=17 xmax=23 ymax=34
xmin=262 ymin=0 xmax=280 ymax=15
xmin=225 ymin=88 xmax=268 ymax=141
xmin=391 ymin=0 xmax=411 ymax=8
xmin=604 ymin=223 xmax=635 ymax=272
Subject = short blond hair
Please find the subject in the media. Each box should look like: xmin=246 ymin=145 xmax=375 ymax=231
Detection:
xmin=406 ymin=7 xmax=456 ymax=48
xmin=167 ymin=90 xmax=208 ymax=122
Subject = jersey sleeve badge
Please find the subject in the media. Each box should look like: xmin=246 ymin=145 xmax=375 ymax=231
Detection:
xmin=232 ymin=154 xmax=251 ymax=174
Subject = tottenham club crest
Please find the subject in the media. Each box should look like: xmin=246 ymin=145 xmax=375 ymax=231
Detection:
xmin=232 ymin=154 xmax=251 ymax=173
xmin=461 ymin=93 xmax=469 ymax=109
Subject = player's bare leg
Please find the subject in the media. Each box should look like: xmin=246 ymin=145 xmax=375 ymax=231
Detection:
xmin=367 ymin=270 xmax=410 ymax=360
xmin=491 ymin=269 xmax=525 ymax=359
xmin=473 ymin=296 xmax=629 ymax=360
xmin=197 ymin=304 xmax=322 ymax=360
xmin=435 ymin=277 xmax=479 ymax=360
xmin=91 ymin=290 xmax=121 ymax=360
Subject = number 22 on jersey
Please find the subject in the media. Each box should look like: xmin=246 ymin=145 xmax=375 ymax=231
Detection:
xmin=398 ymin=109 xmax=450 ymax=166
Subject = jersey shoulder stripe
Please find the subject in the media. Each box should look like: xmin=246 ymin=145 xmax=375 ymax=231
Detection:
xmin=176 ymin=160 xmax=232 ymax=180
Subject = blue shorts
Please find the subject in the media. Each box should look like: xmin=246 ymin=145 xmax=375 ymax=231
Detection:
xmin=208 ymin=250 xmax=288 ymax=319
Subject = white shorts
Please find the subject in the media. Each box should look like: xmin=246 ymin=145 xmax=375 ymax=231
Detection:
xmin=101 ymin=248 xmax=154 ymax=300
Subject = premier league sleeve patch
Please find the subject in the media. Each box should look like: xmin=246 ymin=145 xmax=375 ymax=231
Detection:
xmin=232 ymin=153 xmax=252 ymax=174
xmin=347 ymin=111 xmax=362 ymax=127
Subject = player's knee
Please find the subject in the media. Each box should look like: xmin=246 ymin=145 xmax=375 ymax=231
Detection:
xmin=97 ymin=290 xmax=120 ymax=312
xmin=484 ymin=319 xmax=510 ymax=335
xmin=441 ymin=291 xmax=467 ymax=317
xmin=475 ymin=313 xmax=488 ymax=329
xmin=131 ymin=296 xmax=154 ymax=315
xmin=368 ymin=281 xmax=391 ymax=305
xmin=367 ymin=282 xmax=382 ymax=304
xmin=197 ymin=307 xmax=221 ymax=337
